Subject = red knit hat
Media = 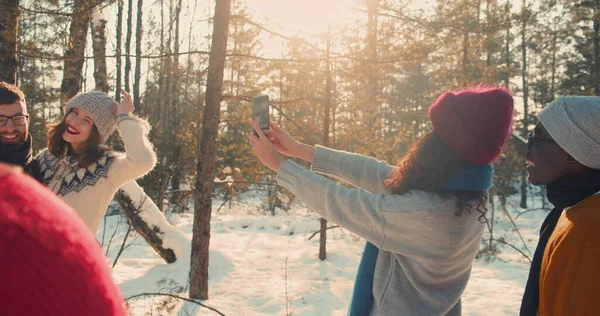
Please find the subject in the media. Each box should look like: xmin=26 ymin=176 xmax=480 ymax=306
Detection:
xmin=428 ymin=86 xmax=514 ymax=164
xmin=0 ymin=164 xmax=127 ymax=316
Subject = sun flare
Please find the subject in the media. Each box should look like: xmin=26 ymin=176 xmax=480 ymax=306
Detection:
xmin=246 ymin=0 xmax=360 ymax=36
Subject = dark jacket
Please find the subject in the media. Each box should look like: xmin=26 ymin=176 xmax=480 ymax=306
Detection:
xmin=0 ymin=137 xmax=42 ymax=182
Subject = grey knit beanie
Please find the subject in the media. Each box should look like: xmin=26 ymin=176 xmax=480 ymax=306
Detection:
xmin=538 ymin=96 xmax=600 ymax=169
xmin=64 ymin=91 xmax=118 ymax=143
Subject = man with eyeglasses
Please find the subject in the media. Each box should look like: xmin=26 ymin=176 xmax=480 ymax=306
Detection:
xmin=0 ymin=81 xmax=40 ymax=179
xmin=520 ymin=96 xmax=600 ymax=316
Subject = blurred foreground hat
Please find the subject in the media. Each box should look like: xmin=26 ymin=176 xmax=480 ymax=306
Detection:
xmin=0 ymin=164 xmax=127 ymax=316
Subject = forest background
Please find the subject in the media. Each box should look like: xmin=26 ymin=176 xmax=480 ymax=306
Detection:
xmin=1 ymin=0 xmax=598 ymax=303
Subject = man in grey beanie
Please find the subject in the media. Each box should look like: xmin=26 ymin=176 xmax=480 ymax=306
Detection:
xmin=520 ymin=96 xmax=600 ymax=316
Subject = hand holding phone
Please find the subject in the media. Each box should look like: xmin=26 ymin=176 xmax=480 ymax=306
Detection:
xmin=252 ymin=95 xmax=269 ymax=137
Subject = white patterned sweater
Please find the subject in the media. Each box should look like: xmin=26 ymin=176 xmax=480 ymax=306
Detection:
xmin=35 ymin=115 xmax=157 ymax=233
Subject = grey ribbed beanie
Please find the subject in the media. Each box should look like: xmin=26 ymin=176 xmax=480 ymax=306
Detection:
xmin=538 ymin=96 xmax=600 ymax=169
xmin=64 ymin=91 xmax=118 ymax=143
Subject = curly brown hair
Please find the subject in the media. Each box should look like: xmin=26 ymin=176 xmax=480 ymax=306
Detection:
xmin=385 ymin=131 xmax=488 ymax=221
xmin=47 ymin=109 xmax=107 ymax=168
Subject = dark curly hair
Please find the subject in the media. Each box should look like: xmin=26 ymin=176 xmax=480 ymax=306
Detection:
xmin=385 ymin=131 xmax=488 ymax=221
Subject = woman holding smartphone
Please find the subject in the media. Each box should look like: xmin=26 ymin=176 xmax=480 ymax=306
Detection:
xmin=248 ymin=86 xmax=514 ymax=315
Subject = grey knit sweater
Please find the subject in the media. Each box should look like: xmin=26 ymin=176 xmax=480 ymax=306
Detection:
xmin=276 ymin=146 xmax=485 ymax=316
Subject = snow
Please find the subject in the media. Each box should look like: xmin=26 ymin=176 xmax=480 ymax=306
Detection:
xmin=98 ymin=190 xmax=549 ymax=315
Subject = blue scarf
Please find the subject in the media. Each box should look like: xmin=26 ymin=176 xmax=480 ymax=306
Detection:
xmin=348 ymin=163 xmax=494 ymax=316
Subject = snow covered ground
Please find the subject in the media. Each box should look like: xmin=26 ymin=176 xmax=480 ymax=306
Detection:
xmin=98 ymin=190 xmax=550 ymax=316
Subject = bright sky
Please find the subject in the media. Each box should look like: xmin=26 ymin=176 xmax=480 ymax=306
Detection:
xmin=241 ymin=0 xmax=364 ymax=58
xmin=245 ymin=0 xmax=362 ymax=36
xmin=242 ymin=0 xmax=435 ymax=57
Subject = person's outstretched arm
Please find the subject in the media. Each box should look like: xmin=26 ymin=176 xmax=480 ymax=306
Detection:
xmin=263 ymin=121 xmax=395 ymax=194
xmin=310 ymin=145 xmax=395 ymax=194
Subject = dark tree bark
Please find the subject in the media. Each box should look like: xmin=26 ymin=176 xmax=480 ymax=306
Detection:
xmin=504 ymin=0 xmax=510 ymax=90
xmin=594 ymin=0 xmax=600 ymax=95
xmin=520 ymin=0 xmax=528 ymax=209
xmin=124 ymin=0 xmax=133 ymax=93
xmin=60 ymin=0 xmax=92 ymax=104
xmin=0 ymin=0 xmax=19 ymax=84
xmin=319 ymin=25 xmax=333 ymax=261
xmin=190 ymin=0 xmax=231 ymax=300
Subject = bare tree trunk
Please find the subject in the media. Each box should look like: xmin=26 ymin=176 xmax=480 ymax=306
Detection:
xmin=169 ymin=0 xmax=184 ymax=196
xmin=504 ymin=0 xmax=510 ymax=90
xmin=156 ymin=0 xmax=165 ymax=124
xmin=319 ymin=25 xmax=333 ymax=261
xmin=163 ymin=0 xmax=174 ymax=129
xmin=124 ymin=0 xmax=133 ymax=92
xmin=366 ymin=0 xmax=378 ymax=139
xmin=463 ymin=29 xmax=469 ymax=86
xmin=91 ymin=6 xmax=109 ymax=93
xmin=190 ymin=0 xmax=231 ymax=300
xmin=550 ymin=15 xmax=557 ymax=98
xmin=485 ymin=0 xmax=492 ymax=71
xmin=115 ymin=0 xmax=123 ymax=99
xmin=594 ymin=0 xmax=600 ymax=95
xmin=133 ymin=0 xmax=143 ymax=113
xmin=0 ymin=0 xmax=19 ymax=84
xmin=520 ymin=0 xmax=528 ymax=209
xmin=61 ymin=0 xmax=92 ymax=104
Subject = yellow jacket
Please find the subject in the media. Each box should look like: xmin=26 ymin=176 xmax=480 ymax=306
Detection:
xmin=539 ymin=193 xmax=600 ymax=315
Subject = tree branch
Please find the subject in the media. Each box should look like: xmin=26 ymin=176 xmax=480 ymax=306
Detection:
xmin=491 ymin=238 xmax=531 ymax=263
xmin=125 ymin=292 xmax=225 ymax=316
xmin=308 ymin=225 xmax=340 ymax=240
xmin=514 ymin=208 xmax=550 ymax=220
xmin=20 ymin=0 xmax=111 ymax=17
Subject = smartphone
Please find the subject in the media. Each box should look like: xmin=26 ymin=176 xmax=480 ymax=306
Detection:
xmin=252 ymin=95 xmax=269 ymax=137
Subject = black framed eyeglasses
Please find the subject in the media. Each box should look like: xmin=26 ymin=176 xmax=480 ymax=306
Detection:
xmin=527 ymin=131 xmax=555 ymax=149
xmin=0 ymin=114 xmax=29 ymax=126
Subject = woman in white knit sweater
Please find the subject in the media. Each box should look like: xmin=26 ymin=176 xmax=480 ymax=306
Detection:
xmin=34 ymin=90 xmax=157 ymax=233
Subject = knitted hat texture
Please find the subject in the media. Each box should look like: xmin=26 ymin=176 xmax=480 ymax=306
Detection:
xmin=428 ymin=86 xmax=514 ymax=164
xmin=64 ymin=91 xmax=118 ymax=143
xmin=538 ymin=96 xmax=600 ymax=169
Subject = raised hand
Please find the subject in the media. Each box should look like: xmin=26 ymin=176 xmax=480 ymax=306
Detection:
xmin=265 ymin=122 xmax=315 ymax=163
xmin=248 ymin=118 xmax=285 ymax=172
xmin=117 ymin=89 xmax=134 ymax=115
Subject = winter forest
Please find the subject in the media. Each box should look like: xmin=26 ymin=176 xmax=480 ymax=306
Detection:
xmin=1 ymin=0 xmax=599 ymax=315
